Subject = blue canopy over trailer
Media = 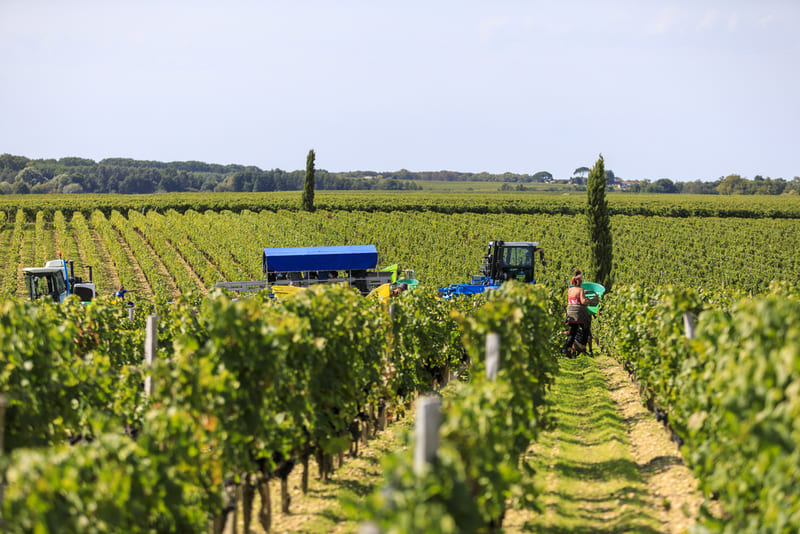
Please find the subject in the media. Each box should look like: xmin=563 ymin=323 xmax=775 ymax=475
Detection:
xmin=262 ymin=245 xmax=378 ymax=274
xmin=214 ymin=244 xmax=392 ymax=296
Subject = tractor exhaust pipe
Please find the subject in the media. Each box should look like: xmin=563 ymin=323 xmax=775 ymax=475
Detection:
xmin=88 ymin=266 xmax=93 ymax=283
xmin=69 ymin=260 xmax=75 ymax=280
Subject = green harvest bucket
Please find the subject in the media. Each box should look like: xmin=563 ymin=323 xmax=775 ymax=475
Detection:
xmin=397 ymin=278 xmax=419 ymax=289
xmin=581 ymin=282 xmax=606 ymax=316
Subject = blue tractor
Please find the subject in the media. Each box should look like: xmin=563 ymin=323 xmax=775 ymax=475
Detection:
xmin=439 ymin=240 xmax=545 ymax=298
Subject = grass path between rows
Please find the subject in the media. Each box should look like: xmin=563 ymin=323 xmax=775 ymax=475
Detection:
xmin=504 ymin=354 xmax=703 ymax=533
xmin=237 ymin=353 xmax=704 ymax=533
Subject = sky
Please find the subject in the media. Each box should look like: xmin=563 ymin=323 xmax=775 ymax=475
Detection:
xmin=1 ymin=1 xmax=799 ymax=181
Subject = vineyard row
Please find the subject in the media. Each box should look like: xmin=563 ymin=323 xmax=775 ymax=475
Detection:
xmin=2 ymin=191 xmax=800 ymax=219
xmin=3 ymin=280 xmax=799 ymax=532
xmin=598 ymin=283 xmax=800 ymax=532
xmin=1 ymin=283 xmax=558 ymax=533
xmin=0 ymin=207 xmax=799 ymax=303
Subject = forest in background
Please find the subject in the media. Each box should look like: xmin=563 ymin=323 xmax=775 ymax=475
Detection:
xmin=1 ymin=153 xmax=798 ymax=195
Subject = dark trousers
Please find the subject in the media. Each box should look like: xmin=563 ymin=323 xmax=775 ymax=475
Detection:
xmin=563 ymin=322 xmax=589 ymax=351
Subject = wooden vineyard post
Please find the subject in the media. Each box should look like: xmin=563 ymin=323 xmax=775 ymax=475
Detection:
xmin=128 ymin=306 xmax=135 ymax=322
xmin=413 ymin=396 xmax=442 ymax=476
xmin=359 ymin=523 xmax=382 ymax=534
xmin=683 ymin=312 xmax=696 ymax=340
xmin=486 ymin=332 xmax=500 ymax=380
xmin=360 ymin=396 xmax=441 ymax=534
xmin=144 ymin=314 xmax=158 ymax=397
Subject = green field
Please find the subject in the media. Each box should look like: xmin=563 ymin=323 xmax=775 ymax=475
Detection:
xmin=2 ymin=193 xmax=799 ymax=301
xmin=1 ymin=191 xmax=799 ymax=533
xmin=416 ymin=180 xmax=581 ymax=193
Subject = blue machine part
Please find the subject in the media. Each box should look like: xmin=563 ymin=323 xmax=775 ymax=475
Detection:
xmin=438 ymin=284 xmax=492 ymax=298
xmin=61 ymin=259 xmax=71 ymax=298
xmin=438 ymin=276 xmax=505 ymax=299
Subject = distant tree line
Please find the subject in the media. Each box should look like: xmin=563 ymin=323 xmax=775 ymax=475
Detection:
xmin=0 ymin=154 xmax=422 ymax=195
xmin=1 ymin=154 xmax=797 ymax=195
xmin=379 ymin=169 xmax=554 ymax=182
xmin=567 ymin=164 xmax=799 ymax=195
xmin=622 ymin=175 xmax=800 ymax=195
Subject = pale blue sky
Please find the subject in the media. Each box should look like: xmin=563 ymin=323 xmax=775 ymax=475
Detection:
xmin=2 ymin=1 xmax=798 ymax=181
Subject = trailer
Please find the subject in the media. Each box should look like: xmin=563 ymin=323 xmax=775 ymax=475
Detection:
xmin=216 ymin=245 xmax=395 ymax=297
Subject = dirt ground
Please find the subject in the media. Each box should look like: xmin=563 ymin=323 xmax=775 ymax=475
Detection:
xmin=599 ymin=356 xmax=705 ymax=533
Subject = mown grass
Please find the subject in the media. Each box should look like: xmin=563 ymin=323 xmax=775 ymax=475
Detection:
xmin=517 ymin=355 xmax=664 ymax=533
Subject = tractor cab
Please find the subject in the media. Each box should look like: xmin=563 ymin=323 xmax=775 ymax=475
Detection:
xmin=23 ymin=259 xmax=96 ymax=304
xmin=24 ymin=266 xmax=69 ymax=302
xmin=480 ymin=241 xmax=541 ymax=284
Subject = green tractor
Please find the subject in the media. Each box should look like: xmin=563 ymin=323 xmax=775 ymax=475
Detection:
xmin=438 ymin=240 xmax=546 ymax=298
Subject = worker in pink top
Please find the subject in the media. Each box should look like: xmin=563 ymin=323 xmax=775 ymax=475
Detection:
xmin=562 ymin=269 xmax=598 ymax=356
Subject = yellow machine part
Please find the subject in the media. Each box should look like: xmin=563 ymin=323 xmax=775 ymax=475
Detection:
xmin=272 ymin=285 xmax=303 ymax=297
xmin=367 ymin=283 xmax=391 ymax=302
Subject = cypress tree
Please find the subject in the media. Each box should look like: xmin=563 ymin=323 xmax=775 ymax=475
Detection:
xmin=302 ymin=149 xmax=316 ymax=212
xmin=586 ymin=154 xmax=613 ymax=291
